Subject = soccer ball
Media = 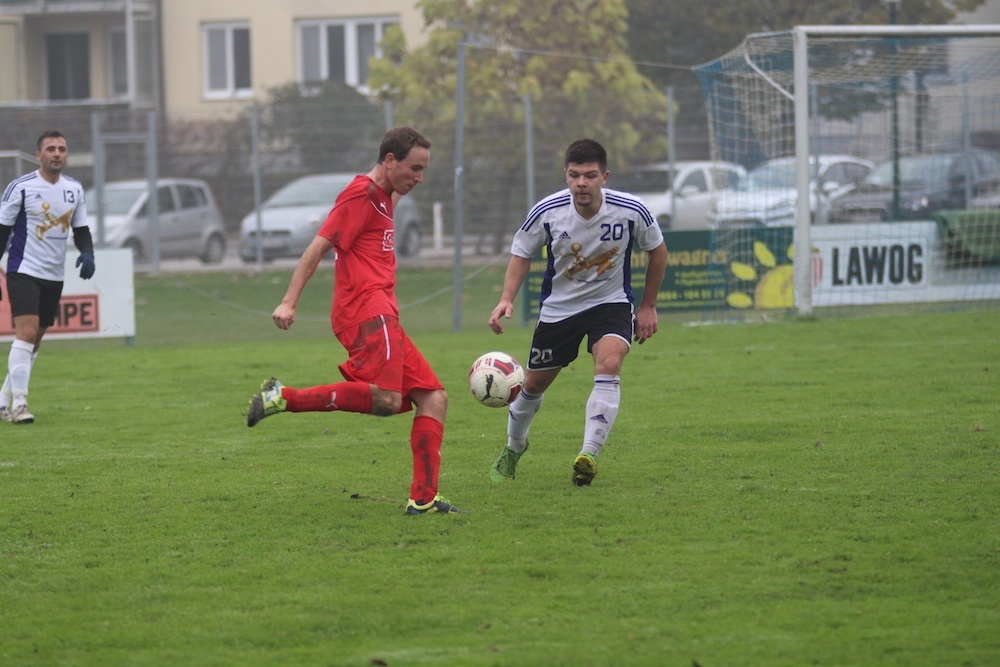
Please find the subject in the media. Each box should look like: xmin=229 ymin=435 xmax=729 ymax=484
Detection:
xmin=469 ymin=351 xmax=525 ymax=408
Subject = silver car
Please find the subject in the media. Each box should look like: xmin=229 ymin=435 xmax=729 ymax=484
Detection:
xmin=613 ymin=160 xmax=745 ymax=231
xmin=87 ymin=178 xmax=227 ymax=263
xmin=971 ymin=175 xmax=1000 ymax=210
xmin=239 ymin=173 xmax=423 ymax=261
xmin=708 ymin=155 xmax=873 ymax=228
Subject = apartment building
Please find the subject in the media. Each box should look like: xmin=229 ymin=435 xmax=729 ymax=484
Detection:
xmin=0 ymin=0 xmax=425 ymax=114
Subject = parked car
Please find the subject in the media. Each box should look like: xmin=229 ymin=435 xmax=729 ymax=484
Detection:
xmin=87 ymin=178 xmax=227 ymax=263
xmin=613 ymin=160 xmax=745 ymax=231
xmin=708 ymin=155 xmax=873 ymax=228
xmin=829 ymin=149 xmax=1000 ymax=222
xmin=970 ymin=174 xmax=1000 ymax=210
xmin=239 ymin=173 xmax=423 ymax=262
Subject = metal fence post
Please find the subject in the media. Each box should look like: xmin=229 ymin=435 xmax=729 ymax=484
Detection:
xmin=146 ymin=110 xmax=160 ymax=274
xmin=91 ymin=112 xmax=106 ymax=248
xmin=251 ymin=103 xmax=263 ymax=271
xmin=452 ymin=42 xmax=466 ymax=333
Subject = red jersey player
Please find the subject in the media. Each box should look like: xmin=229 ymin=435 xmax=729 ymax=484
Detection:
xmin=246 ymin=126 xmax=466 ymax=515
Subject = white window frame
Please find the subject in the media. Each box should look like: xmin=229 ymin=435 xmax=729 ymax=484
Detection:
xmin=202 ymin=22 xmax=252 ymax=100
xmin=296 ymin=17 xmax=398 ymax=91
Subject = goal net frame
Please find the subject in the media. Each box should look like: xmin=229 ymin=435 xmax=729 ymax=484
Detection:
xmin=697 ymin=24 xmax=1000 ymax=316
xmin=791 ymin=25 xmax=1000 ymax=315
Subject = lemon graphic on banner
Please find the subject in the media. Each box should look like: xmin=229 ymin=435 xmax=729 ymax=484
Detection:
xmin=726 ymin=239 xmax=795 ymax=309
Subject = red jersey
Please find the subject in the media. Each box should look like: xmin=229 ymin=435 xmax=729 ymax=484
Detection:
xmin=318 ymin=175 xmax=398 ymax=333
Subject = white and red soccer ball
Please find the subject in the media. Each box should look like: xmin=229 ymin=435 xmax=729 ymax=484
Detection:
xmin=468 ymin=351 xmax=525 ymax=408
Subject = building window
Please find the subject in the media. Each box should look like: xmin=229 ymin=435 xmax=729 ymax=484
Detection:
xmin=203 ymin=22 xmax=251 ymax=99
xmin=297 ymin=17 xmax=398 ymax=90
xmin=109 ymin=29 xmax=128 ymax=97
xmin=46 ymin=32 xmax=91 ymax=100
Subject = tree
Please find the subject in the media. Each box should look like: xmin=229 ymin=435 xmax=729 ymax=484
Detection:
xmin=259 ymin=81 xmax=384 ymax=174
xmin=623 ymin=0 xmax=990 ymax=161
xmin=369 ymin=0 xmax=670 ymax=251
xmin=625 ymin=0 xmax=989 ymax=89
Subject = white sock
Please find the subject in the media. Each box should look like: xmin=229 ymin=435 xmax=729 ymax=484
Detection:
xmin=8 ymin=339 xmax=34 ymax=408
xmin=581 ymin=375 xmax=621 ymax=457
xmin=0 ymin=373 xmax=10 ymax=408
xmin=506 ymin=390 xmax=543 ymax=453
xmin=0 ymin=350 xmax=25 ymax=407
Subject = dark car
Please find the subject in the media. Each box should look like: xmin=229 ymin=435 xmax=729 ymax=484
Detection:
xmin=828 ymin=149 xmax=1000 ymax=223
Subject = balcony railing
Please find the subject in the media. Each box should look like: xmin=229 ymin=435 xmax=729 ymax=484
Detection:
xmin=0 ymin=0 xmax=154 ymax=14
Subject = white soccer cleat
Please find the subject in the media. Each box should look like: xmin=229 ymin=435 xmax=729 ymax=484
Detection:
xmin=10 ymin=404 xmax=34 ymax=424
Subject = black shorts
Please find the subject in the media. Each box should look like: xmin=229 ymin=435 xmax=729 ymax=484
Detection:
xmin=527 ymin=303 xmax=634 ymax=370
xmin=6 ymin=273 xmax=64 ymax=328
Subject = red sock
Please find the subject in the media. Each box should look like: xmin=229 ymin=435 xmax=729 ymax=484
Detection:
xmin=281 ymin=382 xmax=373 ymax=414
xmin=409 ymin=415 xmax=443 ymax=503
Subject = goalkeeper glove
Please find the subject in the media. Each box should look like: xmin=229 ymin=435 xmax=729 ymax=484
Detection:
xmin=76 ymin=252 xmax=95 ymax=279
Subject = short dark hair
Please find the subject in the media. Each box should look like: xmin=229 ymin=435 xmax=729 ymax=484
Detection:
xmin=378 ymin=126 xmax=431 ymax=163
xmin=36 ymin=129 xmax=66 ymax=152
xmin=564 ymin=139 xmax=607 ymax=172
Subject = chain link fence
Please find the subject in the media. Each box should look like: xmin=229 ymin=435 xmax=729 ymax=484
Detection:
xmin=0 ymin=77 xmax=712 ymax=259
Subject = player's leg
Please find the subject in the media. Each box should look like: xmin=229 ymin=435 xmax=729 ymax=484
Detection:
xmin=491 ymin=316 xmax=582 ymax=482
xmin=246 ymin=316 xmax=397 ymax=426
xmin=0 ymin=376 xmax=9 ymax=421
xmin=401 ymin=332 xmax=466 ymax=514
xmin=572 ymin=304 xmax=633 ymax=486
xmin=4 ymin=274 xmax=57 ymax=424
xmin=510 ymin=366 xmax=560 ymax=444
xmin=490 ymin=366 xmax=558 ymax=481
xmin=6 ymin=331 xmax=35 ymax=423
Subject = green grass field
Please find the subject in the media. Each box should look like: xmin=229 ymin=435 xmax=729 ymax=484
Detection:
xmin=1 ymin=265 xmax=998 ymax=666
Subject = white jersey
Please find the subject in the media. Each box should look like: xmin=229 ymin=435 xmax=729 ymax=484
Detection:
xmin=511 ymin=187 xmax=663 ymax=323
xmin=0 ymin=170 xmax=88 ymax=281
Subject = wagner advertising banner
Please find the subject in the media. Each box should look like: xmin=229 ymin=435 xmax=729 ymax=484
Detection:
xmin=1 ymin=248 xmax=135 ymax=342
xmin=521 ymin=221 xmax=1000 ymax=316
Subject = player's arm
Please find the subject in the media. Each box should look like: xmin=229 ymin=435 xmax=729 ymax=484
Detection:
xmin=0 ymin=223 xmax=9 ymax=298
xmin=0 ymin=186 xmax=23 ymax=265
xmin=72 ymin=225 xmax=96 ymax=279
xmin=272 ymin=235 xmax=334 ymax=330
xmin=73 ymin=226 xmax=94 ymax=254
xmin=488 ymin=254 xmax=532 ymax=335
xmin=635 ymin=241 xmax=667 ymax=344
xmin=0 ymin=224 xmax=10 ymax=259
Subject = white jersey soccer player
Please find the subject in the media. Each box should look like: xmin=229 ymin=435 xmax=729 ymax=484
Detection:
xmin=0 ymin=130 xmax=95 ymax=425
xmin=488 ymin=138 xmax=668 ymax=487
xmin=0 ymin=170 xmax=89 ymax=281
xmin=510 ymin=186 xmax=664 ymax=323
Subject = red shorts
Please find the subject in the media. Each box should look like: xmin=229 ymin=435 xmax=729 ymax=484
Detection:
xmin=335 ymin=315 xmax=443 ymax=413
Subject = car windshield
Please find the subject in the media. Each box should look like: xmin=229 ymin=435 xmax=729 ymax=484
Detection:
xmin=266 ymin=176 xmax=353 ymax=208
xmin=86 ymin=186 xmax=145 ymax=215
xmin=739 ymin=160 xmax=825 ymax=190
xmin=613 ymin=168 xmax=673 ymax=193
xmin=864 ymin=156 xmax=951 ymax=188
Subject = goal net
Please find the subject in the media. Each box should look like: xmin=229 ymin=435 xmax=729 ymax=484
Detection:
xmin=694 ymin=26 xmax=1000 ymax=316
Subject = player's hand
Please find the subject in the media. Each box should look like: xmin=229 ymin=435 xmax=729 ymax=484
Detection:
xmin=76 ymin=252 xmax=95 ymax=279
xmin=633 ymin=307 xmax=658 ymax=345
xmin=272 ymin=303 xmax=296 ymax=330
xmin=488 ymin=302 xmax=513 ymax=335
